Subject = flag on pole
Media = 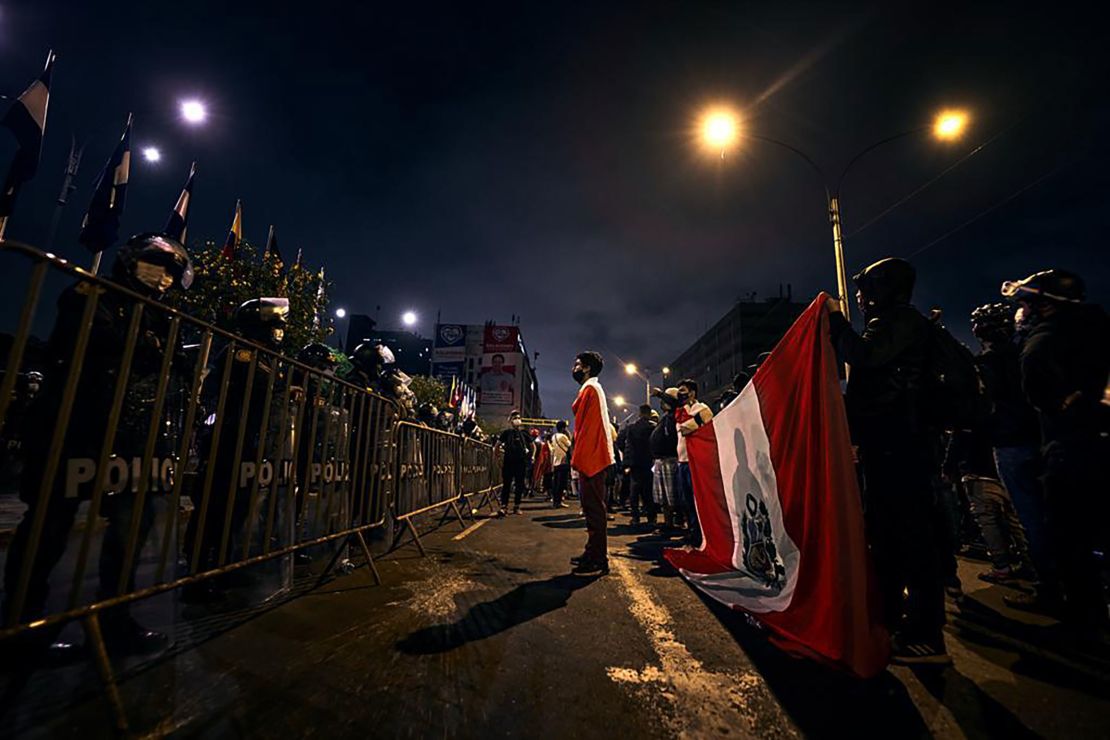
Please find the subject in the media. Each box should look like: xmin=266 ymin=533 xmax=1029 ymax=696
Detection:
xmin=164 ymin=161 xmax=196 ymax=244
xmin=221 ymin=199 xmax=243 ymax=260
xmin=78 ymin=114 xmax=132 ymax=254
xmin=264 ymin=224 xmax=284 ymax=270
xmin=313 ymin=266 xmax=326 ymax=330
xmin=294 ymin=247 xmax=303 ymax=269
xmin=663 ymin=293 xmax=889 ymax=678
xmin=0 ymin=50 xmax=56 ymax=223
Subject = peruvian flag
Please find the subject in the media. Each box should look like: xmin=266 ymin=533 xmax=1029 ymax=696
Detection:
xmin=664 ymin=293 xmax=889 ymax=678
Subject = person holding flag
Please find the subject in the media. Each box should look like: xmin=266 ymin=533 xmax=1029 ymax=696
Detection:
xmin=569 ymin=351 xmax=615 ymax=576
xmin=0 ymin=50 xmax=56 ymax=239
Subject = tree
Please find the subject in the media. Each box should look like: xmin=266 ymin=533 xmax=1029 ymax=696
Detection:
xmin=170 ymin=240 xmax=332 ymax=353
xmin=408 ymin=375 xmax=447 ymax=409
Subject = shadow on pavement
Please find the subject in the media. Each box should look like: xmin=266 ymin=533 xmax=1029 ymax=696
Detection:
xmin=395 ymin=573 xmax=597 ymax=655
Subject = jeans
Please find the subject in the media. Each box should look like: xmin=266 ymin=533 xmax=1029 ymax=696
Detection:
xmin=551 ymin=464 xmax=570 ymax=506
xmin=500 ymin=461 xmax=527 ymax=510
xmin=964 ymin=477 xmax=1021 ymax=570
xmin=629 ymin=467 xmax=655 ymax=521
xmin=676 ymin=462 xmax=701 ymax=546
xmin=994 ymin=445 xmax=1052 ymax=584
xmin=579 ymin=470 xmax=608 ymax=563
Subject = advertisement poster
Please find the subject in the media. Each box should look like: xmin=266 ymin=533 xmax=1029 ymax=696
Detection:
xmin=433 ymin=323 xmax=466 ymax=363
xmin=433 ymin=361 xmax=464 ymax=385
xmin=480 ymin=325 xmax=522 ymax=413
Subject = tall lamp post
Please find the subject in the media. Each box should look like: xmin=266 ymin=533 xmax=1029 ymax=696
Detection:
xmin=698 ymin=107 xmax=970 ymax=321
xmin=624 ymin=362 xmax=671 ymax=404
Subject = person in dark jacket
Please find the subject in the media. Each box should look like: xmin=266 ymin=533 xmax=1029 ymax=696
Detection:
xmin=649 ymin=387 xmax=681 ymax=534
xmin=970 ymin=303 xmax=1054 ymax=604
xmin=827 ymin=257 xmax=949 ymax=665
xmin=716 ymin=371 xmax=750 ymax=413
xmin=623 ymin=404 xmax=657 ymax=527
xmin=1002 ymin=269 xmax=1110 ymax=631
xmin=4 ymin=234 xmax=192 ymax=656
xmin=495 ymin=410 xmax=533 ymax=516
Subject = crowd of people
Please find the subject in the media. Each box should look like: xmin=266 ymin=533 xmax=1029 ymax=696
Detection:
xmin=494 ymin=256 xmax=1110 ymax=667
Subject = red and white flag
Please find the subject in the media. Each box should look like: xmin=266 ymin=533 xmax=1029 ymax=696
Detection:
xmin=664 ymin=293 xmax=889 ymax=677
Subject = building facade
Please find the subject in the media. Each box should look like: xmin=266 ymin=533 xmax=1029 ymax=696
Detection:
xmin=431 ymin=321 xmax=542 ymax=424
xmin=667 ymin=288 xmax=806 ymax=405
xmin=343 ymin=315 xmax=433 ymax=377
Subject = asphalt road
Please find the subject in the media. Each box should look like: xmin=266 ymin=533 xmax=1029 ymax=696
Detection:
xmin=4 ymin=496 xmax=1110 ymax=738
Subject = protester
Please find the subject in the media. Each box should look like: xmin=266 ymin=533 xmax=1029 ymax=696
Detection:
xmin=650 ymin=387 xmax=681 ymax=534
xmin=569 ymin=351 xmax=615 ymax=575
xmin=675 ymin=378 xmax=713 ymax=548
xmin=495 ymin=410 xmax=533 ymax=517
xmin=1002 ymin=269 xmax=1110 ymax=633
xmin=550 ymin=421 xmax=572 ymax=508
xmin=532 ymin=430 xmax=552 ymax=496
xmin=716 ymin=371 xmax=750 ymax=413
xmin=623 ymin=404 xmax=657 ymax=527
xmin=827 ymin=257 xmax=950 ymax=665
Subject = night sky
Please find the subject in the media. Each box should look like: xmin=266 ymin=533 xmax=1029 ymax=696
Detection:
xmin=1 ymin=2 xmax=1107 ymax=415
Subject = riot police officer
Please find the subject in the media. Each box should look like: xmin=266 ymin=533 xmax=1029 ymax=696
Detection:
xmin=183 ymin=297 xmax=289 ymax=604
xmin=4 ymin=233 xmax=192 ymax=656
xmin=1002 ymin=269 xmax=1110 ymax=631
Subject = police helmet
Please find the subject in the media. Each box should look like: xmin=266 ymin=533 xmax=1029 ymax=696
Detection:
xmin=297 ymin=342 xmax=337 ymax=370
xmin=1001 ymin=269 xmax=1085 ymax=304
xmin=970 ymin=303 xmax=1014 ymax=341
xmin=113 ymin=233 xmax=193 ymax=294
xmin=234 ymin=297 xmax=289 ymax=348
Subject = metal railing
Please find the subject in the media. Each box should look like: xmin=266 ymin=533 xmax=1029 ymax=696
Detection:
xmin=0 ymin=241 xmax=500 ymax=733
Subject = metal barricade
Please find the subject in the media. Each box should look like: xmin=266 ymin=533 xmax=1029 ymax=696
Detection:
xmin=0 ymin=241 xmax=503 ymax=733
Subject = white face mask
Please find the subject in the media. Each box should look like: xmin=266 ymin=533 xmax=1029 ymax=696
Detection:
xmin=511 ymin=419 xmax=522 ymax=428
xmin=134 ymin=261 xmax=174 ymax=293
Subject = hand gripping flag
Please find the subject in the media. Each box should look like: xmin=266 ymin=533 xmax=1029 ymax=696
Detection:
xmin=664 ymin=293 xmax=889 ymax=677
xmin=164 ymin=162 xmax=196 ymax=243
xmin=0 ymin=50 xmax=56 ymax=221
xmin=221 ymin=199 xmax=243 ymax=260
xmin=78 ymin=114 xmax=132 ymax=254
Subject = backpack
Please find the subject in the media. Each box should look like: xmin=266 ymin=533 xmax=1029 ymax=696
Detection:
xmin=922 ymin=321 xmax=989 ymax=431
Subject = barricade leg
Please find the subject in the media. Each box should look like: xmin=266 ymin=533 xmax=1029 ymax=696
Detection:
xmin=354 ymin=531 xmax=382 ymax=585
xmin=403 ymin=517 xmax=427 ymax=557
xmin=83 ymin=613 xmax=130 ymax=734
xmin=449 ymin=500 xmax=467 ymax=530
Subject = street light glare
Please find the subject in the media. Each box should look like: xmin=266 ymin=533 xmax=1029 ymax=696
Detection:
xmin=699 ymin=107 xmax=740 ymax=154
xmin=180 ymin=100 xmax=208 ymax=124
xmin=335 ymin=308 xmax=347 ymax=319
xmin=402 ymin=310 xmax=417 ymax=327
xmin=934 ymin=109 xmax=969 ymax=141
xmin=625 ymin=363 xmax=637 ymax=375
xmin=614 ymin=395 xmax=626 ymax=407
xmin=662 ymin=366 xmax=671 ymax=375
xmin=141 ymin=146 xmax=161 ymax=162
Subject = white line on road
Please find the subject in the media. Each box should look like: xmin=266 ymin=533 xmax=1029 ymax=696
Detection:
xmin=452 ymin=518 xmax=490 ymax=541
xmin=607 ymin=556 xmax=797 ymax=739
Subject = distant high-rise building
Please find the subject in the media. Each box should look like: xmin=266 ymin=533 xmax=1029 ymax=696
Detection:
xmin=344 ymin=314 xmax=432 ymax=377
xmin=667 ymin=287 xmax=806 ymax=405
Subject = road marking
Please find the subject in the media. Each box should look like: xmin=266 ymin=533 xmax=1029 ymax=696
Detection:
xmin=452 ymin=518 xmax=490 ymax=541
xmin=888 ymin=665 xmax=968 ymax=739
xmin=607 ymin=556 xmax=797 ymax=738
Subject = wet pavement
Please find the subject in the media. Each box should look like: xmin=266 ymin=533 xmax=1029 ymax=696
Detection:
xmin=2 ymin=496 xmax=1110 ymax=738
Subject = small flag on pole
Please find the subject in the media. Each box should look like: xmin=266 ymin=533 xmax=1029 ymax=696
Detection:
xmin=264 ymin=224 xmax=284 ymax=270
xmin=313 ymin=266 xmax=326 ymax=331
xmin=164 ymin=161 xmax=196 ymax=244
xmin=294 ymin=247 xmax=303 ymax=269
xmin=78 ymin=114 xmax=132 ymax=254
xmin=0 ymin=50 xmax=56 ymax=231
xmin=221 ymin=199 xmax=243 ymax=260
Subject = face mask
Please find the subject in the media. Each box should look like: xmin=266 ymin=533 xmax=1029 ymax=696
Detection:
xmin=511 ymin=419 xmax=522 ymax=428
xmin=271 ymin=327 xmax=285 ymax=345
xmin=134 ymin=262 xmax=174 ymax=293
xmin=572 ymin=369 xmax=586 ymax=384
xmin=677 ymin=392 xmax=690 ymax=404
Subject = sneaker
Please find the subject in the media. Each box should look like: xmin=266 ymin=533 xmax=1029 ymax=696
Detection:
xmin=944 ymin=577 xmax=964 ymax=599
xmin=891 ymin=638 xmax=952 ymax=666
xmin=1004 ymin=591 xmax=1063 ymax=617
xmin=572 ymin=559 xmax=609 ymax=576
xmin=570 ymin=555 xmax=585 ymax=566
xmin=512 ymin=507 xmax=522 ymax=515
xmin=495 ymin=508 xmax=507 ymax=519
xmin=978 ymin=567 xmax=1019 ymax=585
xmin=102 ymin=616 xmax=170 ymax=656
xmin=558 ymin=502 xmax=569 ymax=508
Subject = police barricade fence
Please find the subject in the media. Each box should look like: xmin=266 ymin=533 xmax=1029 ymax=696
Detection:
xmin=0 ymin=242 xmax=498 ymax=730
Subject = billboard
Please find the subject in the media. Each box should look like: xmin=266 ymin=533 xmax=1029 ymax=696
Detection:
xmin=479 ymin=325 xmax=522 ymax=417
xmin=433 ymin=323 xmax=466 ymax=363
xmin=433 ymin=361 xmax=464 ymax=385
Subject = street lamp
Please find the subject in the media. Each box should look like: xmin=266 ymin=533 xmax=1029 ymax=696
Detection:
xmin=695 ymin=104 xmax=972 ymax=321
xmin=613 ymin=395 xmax=626 ymax=408
xmin=180 ymin=99 xmax=208 ymax=125
xmin=333 ymin=307 xmax=349 ymax=350
xmin=624 ymin=362 xmax=669 ymax=404
xmin=141 ymin=146 xmax=161 ymax=163
xmin=335 ymin=307 xmax=347 ymax=319
xmin=402 ymin=310 xmax=417 ymax=328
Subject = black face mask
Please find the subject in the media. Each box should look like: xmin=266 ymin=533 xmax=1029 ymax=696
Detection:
xmin=572 ymin=369 xmax=586 ymax=384
xmin=677 ymin=392 xmax=690 ymax=404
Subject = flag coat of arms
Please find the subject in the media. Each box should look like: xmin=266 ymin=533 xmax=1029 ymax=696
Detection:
xmin=664 ymin=293 xmax=889 ymax=677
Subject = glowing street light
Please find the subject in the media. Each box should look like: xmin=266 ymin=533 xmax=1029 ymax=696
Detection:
xmin=335 ymin=307 xmax=347 ymax=319
xmin=662 ymin=366 xmax=671 ymax=376
xmin=141 ymin=146 xmax=161 ymax=163
xmin=698 ymin=107 xmax=740 ymax=157
xmin=613 ymin=395 xmax=626 ymax=408
xmin=180 ymin=99 xmax=208 ymax=125
xmin=933 ymin=109 xmax=969 ymax=141
xmin=624 ymin=362 xmax=637 ymax=375
xmin=402 ymin=310 xmax=417 ymax=327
